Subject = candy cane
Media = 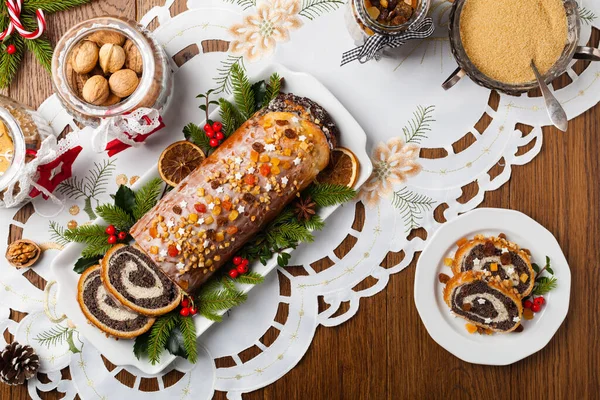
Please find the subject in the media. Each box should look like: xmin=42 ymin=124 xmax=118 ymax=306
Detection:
xmin=0 ymin=0 xmax=46 ymax=41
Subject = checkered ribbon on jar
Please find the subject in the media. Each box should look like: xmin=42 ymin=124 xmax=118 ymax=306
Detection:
xmin=341 ymin=17 xmax=435 ymax=66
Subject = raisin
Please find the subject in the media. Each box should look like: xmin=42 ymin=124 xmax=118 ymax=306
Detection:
xmin=500 ymin=252 xmax=512 ymax=265
xmin=217 ymin=217 xmax=228 ymax=226
xmin=284 ymin=129 xmax=296 ymax=139
xmin=461 ymin=303 xmax=472 ymax=311
xmin=483 ymin=240 xmax=496 ymax=256
xmin=438 ymin=273 xmax=450 ymax=284
xmin=514 ymin=324 xmax=524 ymax=333
xmin=252 ymin=142 xmax=265 ymax=153
xmin=498 ymin=233 xmax=507 ymax=240
xmin=275 ymin=120 xmax=288 ymax=126
xmin=243 ymin=193 xmax=255 ymax=202
xmin=206 ymin=229 xmax=216 ymax=240
xmin=211 ymin=180 xmax=220 ymax=190
xmin=172 ymin=205 xmax=182 ymax=215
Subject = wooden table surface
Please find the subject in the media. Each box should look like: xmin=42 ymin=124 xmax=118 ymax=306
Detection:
xmin=2 ymin=1 xmax=599 ymax=399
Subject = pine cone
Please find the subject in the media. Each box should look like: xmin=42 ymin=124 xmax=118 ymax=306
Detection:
xmin=0 ymin=342 xmax=40 ymax=386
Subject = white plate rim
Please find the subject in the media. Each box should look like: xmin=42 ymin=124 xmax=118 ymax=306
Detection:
xmin=51 ymin=63 xmax=373 ymax=374
xmin=414 ymin=207 xmax=571 ymax=366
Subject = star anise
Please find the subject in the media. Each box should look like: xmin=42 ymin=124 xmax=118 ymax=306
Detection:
xmin=293 ymin=196 xmax=316 ymax=221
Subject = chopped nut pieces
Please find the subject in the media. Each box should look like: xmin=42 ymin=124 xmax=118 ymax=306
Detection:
xmin=6 ymin=240 xmax=41 ymax=269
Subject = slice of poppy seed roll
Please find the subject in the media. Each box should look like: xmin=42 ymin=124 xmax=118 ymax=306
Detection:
xmin=443 ymin=271 xmax=523 ymax=333
xmin=453 ymin=235 xmax=534 ymax=298
xmin=101 ymin=245 xmax=182 ymax=316
xmin=77 ymin=266 xmax=155 ymax=339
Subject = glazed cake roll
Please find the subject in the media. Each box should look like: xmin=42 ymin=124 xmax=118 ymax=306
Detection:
xmin=453 ymin=235 xmax=534 ymax=298
xmin=77 ymin=266 xmax=155 ymax=338
xmin=101 ymin=245 xmax=181 ymax=316
xmin=130 ymin=93 xmax=336 ymax=293
xmin=443 ymin=271 xmax=523 ymax=333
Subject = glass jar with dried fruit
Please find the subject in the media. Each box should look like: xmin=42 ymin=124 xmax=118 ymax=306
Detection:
xmin=345 ymin=0 xmax=432 ymax=60
xmin=0 ymin=96 xmax=54 ymax=207
xmin=51 ymin=16 xmax=173 ymax=152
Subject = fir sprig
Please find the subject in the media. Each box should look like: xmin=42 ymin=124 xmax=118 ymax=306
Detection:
xmin=403 ymin=105 xmax=435 ymax=145
xmin=132 ymin=178 xmax=163 ymax=220
xmin=63 ymin=224 xmax=108 ymax=245
xmin=392 ymin=187 xmax=435 ymax=233
xmin=530 ymin=256 xmax=558 ymax=297
xmin=34 ymin=326 xmax=70 ymax=348
xmin=219 ymin=98 xmax=245 ymax=137
xmin=231 ymin=63 xmax=255 ymax=119
xmin=23 ymin=0 xmax=90 ymax=13
xmin=579 ymin=7 xmax=597 ymax=25
xmin=95 ymin=204 xmax=135 ymax=230
xmin=214 ymin=55 xmax=245 ymax=94
xmin=305 ymin=183 xmax=357 ymax=207
xmin=184 ymin=122 xmax=212 ymax=154
xmin=197 ymin=287 xmax=248 ymax=322
xmin=263 ymin=73 xmax=281 ymax=107
xmin=146 ymin=312 xmax=178 ymax=365
xmin=299 ymin=0 xmax=344 ymax=20
xmin=49 ymin=221 xmax=69 ymax=246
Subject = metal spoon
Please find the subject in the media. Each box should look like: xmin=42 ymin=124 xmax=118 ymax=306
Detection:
xmin=530 ymin=60 xmax=568 ymax=132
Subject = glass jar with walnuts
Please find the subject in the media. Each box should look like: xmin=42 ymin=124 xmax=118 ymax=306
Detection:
xmin=51 ymin=16 xmax=173 ymax=129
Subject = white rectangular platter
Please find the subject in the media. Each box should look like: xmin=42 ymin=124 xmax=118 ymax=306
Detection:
xmin=51 ymin=64 xmax=373 ymax=374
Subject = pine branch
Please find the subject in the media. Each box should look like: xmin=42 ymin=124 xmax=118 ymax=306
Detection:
xmin=299 ymin=0 xmax=344 ymax=20
xmin=304 ymin=183 xmax=356 ymax=207
xmin=63 ymin=224 xmax=109 ymax=245
xmin=392 ymin=187 xmax=435 ymax=233
xmin=219 ymin=98 xmax=245 ymax=137
xmin=183 ymin=123 xmax=211 ymax=155
xmin=403 ymin=105 xmax=435 ymax=144
xmin=132 ymin=178 xmax=163 ymax=220
xmin=532 ymin=277 xmax=558 ymax=296
xmin=49 ymin=221 xmax=70 ymax=246
xmin=57 ymin=177 xmax=88 ymax=199
xmin=177 ymin=316 xmax=197 ymax=363
xmin=25 ymin=37 xmax=53 ymax=72
xmin=34 ymin=325 xmax=70 ymax=348
xmin=95 ymin=204 xmax=135 ymax=230
xmin=263 ymin=73 xmax=281 ymax=107
xmin=214 ymin=55 xmax=245 ymax=94
xmin=236 ymin=272 xmax=265 ymax=285
xmin=230 ymin=63 xmax=255 ymax=120
xmin=222 ymin=277 xmax=237 ymax=293
xmin=197 ymin=288 xmax=247 ymax=319
xmin=147 ymin=313 xmax=178 ymax=365
xmin=85 ymin=159 xmax=117 ymax=199
xmin=0 ymin=36 xmax=24 ymax=89
xmin=223 ymin=0 xmax=256 ymax=10
xmin=579 ymin=7 xmax=597 ymax=25
xmin=302 ymin=214 xmax=325 ymax=231
xmin=24 ymin=0 xmax=91 ymax=13
xmin=81 ymin=242 xmax=114 ymax=258
xmin=269 ymin=222 xmax=314 ymax=244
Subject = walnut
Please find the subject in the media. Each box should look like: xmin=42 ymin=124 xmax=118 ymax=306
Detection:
xmin=66 ymin=60 xmax=89 ymax=98
xmin=123 ymin=39 xmax=143 ymax=75
xmin=108 ymin=69 xmax=139 ymax=98
xmin=71 ymin=40 xmax=98 ymax=74
xmin=99 ymin=43 xmax=125 ymax=74
xmin=101 ymin=92 xmax=122 ymax=106
xmin=86 ymin=30 xmax=126 ymax=47
xmin=6 ymin=239 xmax=41 ymax=269
xmin=82 ymin=75 xmax=110 ymax=105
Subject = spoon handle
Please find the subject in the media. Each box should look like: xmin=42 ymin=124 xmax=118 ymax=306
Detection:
xmin=530 ymin=61 xmax=568 ymax=132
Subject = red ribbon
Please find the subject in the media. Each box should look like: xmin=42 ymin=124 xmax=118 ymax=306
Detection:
xmin=29 ymin=146 xmax=83 ymax=200
xmin=105 ymin=116 xmax=165 ymax=157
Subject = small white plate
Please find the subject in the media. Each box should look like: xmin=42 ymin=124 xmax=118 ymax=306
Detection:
xmin=52 ymin=64 xmax=373 ymax=374
xmin=414 ymin=208 xmax=571 ymax=366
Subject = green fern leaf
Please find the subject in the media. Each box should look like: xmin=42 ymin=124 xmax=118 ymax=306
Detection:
xmin=579 ymin=7 xmax=597 ymax=25
xmin=132 ymin=178 xmax=163 ymax=220
xmin=56 ymin=177 xmax=88 ymax=199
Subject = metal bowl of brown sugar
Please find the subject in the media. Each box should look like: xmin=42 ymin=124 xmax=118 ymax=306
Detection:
xmin=442 ymin=0 xmax=600 ymax=96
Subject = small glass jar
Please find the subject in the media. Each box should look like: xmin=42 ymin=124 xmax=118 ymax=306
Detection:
xmin=0 ymin=95 xmax=52 ymax=206
xmin=345 ymin=0 xmax=431 ymax=45
xmin=51 ymin=16 xmax=173 ymax=127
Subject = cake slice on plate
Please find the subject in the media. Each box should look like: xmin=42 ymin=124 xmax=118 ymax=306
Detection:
xmin=443 ymin=271 xmax=523 ymax=333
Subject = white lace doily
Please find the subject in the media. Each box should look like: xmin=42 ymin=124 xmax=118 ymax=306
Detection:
xmin=1 ymin=0 xmax=598 ymax=398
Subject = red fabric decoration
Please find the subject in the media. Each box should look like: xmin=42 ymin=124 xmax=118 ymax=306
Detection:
xmin=105 ymin=117 xmax=165 ymax=157
xmin=28 ymin=146 xmax=83 ymax=199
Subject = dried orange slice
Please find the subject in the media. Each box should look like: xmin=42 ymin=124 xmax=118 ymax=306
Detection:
xmin=158 ymin=141 xmax=205 ymax=186
xmin=316 ymin=147 xmax=359 ymax=188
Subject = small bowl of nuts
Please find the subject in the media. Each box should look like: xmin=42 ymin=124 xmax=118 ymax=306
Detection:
xmin=52 ymin=16 xmax=172 ymax=128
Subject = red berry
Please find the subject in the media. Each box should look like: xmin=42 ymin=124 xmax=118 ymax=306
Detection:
xmin=118 ymin=231 xmax=128 ymax=240
xmin=105 ymin=225 xmax=116 ymax=235
xmin=168 ymin=244 xmax=179 ymax=257
xmin=215 ymin=131 xmax=224 ymax=141
xmin=189 ymin=307 xmax=197 ymax=316
xmin=237 ymin=264 xmax=249 ymax=274
xmin=241 ymin=258 xmax=249 ymax=266
xmin=212 ymin=121 xmax=223 ymax=132
xmin=204 ymin=123 xmax=213 ymax=133
xmin=209 ymin=138 xmax=219 ymax=147
xmin=107 ymin=235 xmax=117 ymax=244
xmin=180 ymin=307 xmax=190 ymax=317
xmin=6 ymin=45 xmax=16 ymax=55
xmin=534 ymin=297 xmax=545 ymax=306
xmin=194 ymin=203 xmax=207 ymax=213
xmin=228 ymin=269 xmax=239 ymax=279
xmin=523 ymin=300 xmax=533 ymax=309
xmin=531 ymin=303 xmax=542 ymax=313
xmin=233 ymin=256 xmax=242 ymax=265
xmin=181 ymin=298 xmax=189 ymax=308
xmin=206 ymin=130 xmax=215 ymax=138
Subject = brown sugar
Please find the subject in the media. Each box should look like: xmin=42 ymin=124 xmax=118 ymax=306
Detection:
xmin=460 ymin=0 xmax=567 ymax=84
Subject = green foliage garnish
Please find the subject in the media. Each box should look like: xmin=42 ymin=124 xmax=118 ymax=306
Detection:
xmin=304 ymin=183 xmax=357 ymax=207
xmin=196 ymin=285 xmax=248 ymax=322
xmin=95 ymin=204 xmax=135 ymax=230
xmin=219 ymin=98 xmax=245 ymax=137
xmin=184 ymin=122 xmax=212 ymax=155
xmin=530 ymin=256 xmax=558 ymax=297
xmin=132 ymin=178 xmax=164 ymax=220
xmin=113 ymin=185 xmax=136 ymax=215
xmin=264 ymin=73 xmax=281 ymax=107
xmin=73 ymin=255 xmax=102 ymax=274
xmin=230 ymin=63 xmax=255 ymax=120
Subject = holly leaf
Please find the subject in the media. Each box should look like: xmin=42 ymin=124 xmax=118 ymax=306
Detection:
xmin=165 ymin=326 xmax=187 ymax=358
xmin=133 ymin=332 xmax=151 ymax=360
xmin=73 ymin=255 xmax=102 ymax=274
xmin=251 ymin=80 xmax=267 ymax=112
xmin=114 ymin=185 xmax=136 ymax=216
xmin=532 ymin=263 xmax=540 ymax=274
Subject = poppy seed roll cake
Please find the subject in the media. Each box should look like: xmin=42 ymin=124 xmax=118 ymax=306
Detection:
xmin=77 ymin=266 xmax=155 ymax=338
xmin=101 ymin=244 xmax=181 ymax=316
